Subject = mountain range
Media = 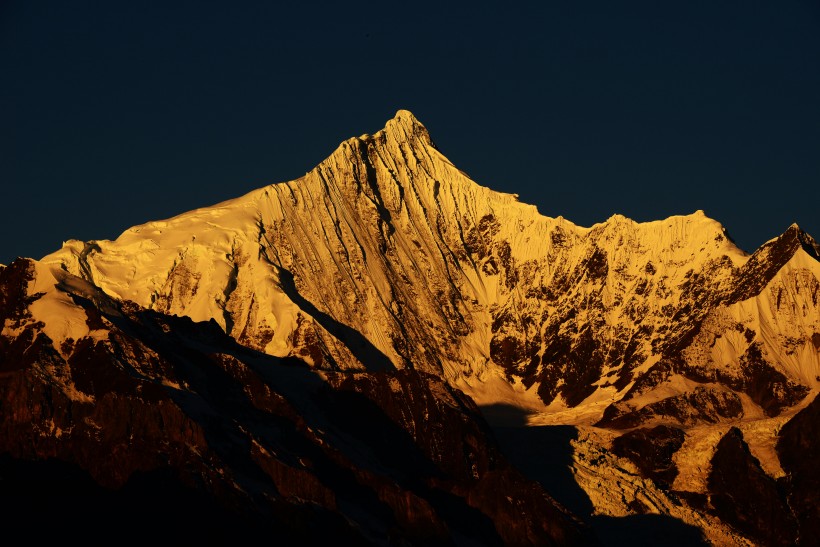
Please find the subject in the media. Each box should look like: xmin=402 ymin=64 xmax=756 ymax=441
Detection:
xmin=2 ymin=111 xmax=818 ymax=545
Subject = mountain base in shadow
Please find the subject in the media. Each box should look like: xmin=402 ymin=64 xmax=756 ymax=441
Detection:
xmin=482 ymin=404 xmax=707 ymax=546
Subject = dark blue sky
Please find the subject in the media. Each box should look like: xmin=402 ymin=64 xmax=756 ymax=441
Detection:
xmin=3 ymin=1 xmax=819 ymax=264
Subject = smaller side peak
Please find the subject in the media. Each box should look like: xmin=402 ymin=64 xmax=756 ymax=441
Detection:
xmin=681 ymin=209 xmax=715 ymax=222
xmin=782 ymin=223 xmax=819 ymax=257
xmin=752 ymin=222 xmax=819 ymax=265
xmin=684 ymin=209 xmax=726 ymax=228
xmin=669 ymin=210 xmax=730 ymax=231
xmin=780 ymin=222 xmax=806 ymax=240
xmin=777 ymin=222 xmax=818 ymax=252
xmin=741 ymin=223 xmax=817 ymax=260
xmin=730 ymin=222 xmax=820 ymax=301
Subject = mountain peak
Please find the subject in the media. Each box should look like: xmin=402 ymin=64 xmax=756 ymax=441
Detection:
xmin=393 ymin=109 xmax=419 ymax=123
xmin=777 ymin=223 xmax=819 ymax=258
xmin=381 ymin=109 xmax=434 ymax=148
xmin=344 ymin=110 xmax=435 ymax=153
xmin=730 ymin=222 xmax=820 ymax=301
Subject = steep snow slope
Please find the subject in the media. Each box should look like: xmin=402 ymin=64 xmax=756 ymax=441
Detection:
xmin=42 ymin=111 xmax=820 ymax=426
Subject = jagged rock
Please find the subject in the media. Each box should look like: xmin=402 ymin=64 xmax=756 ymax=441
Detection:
xmin=708 ymin=428 xmax=797 ymax=546
xmin=597 ymin=387 xmax=744 ymax=429
xmin=610 ymin=425 xmax=685 ymax=488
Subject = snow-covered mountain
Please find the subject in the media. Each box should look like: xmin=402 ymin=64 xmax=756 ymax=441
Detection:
xmin=3 ymin=110 xmax=819 ymax=544
xmin=43 ymin=110 xmax=820 ymax=425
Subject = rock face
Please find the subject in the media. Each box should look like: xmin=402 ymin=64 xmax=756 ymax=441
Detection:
xmin=777 ymin=390 xmax=820 ymax=544
xmin=3 ymin=110 xmax=820 ymax=544
xmin=610 ymin=426 xmax=685 ymax=489
xmin=707 ymin=428 xmax=797 ymax=546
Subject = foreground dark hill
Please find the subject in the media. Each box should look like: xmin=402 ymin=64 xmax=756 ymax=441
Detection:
xmin=0 ymin=258 xmax=586 ymax=545
xmin=2 ymin=111 xmax=819 ymax=544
